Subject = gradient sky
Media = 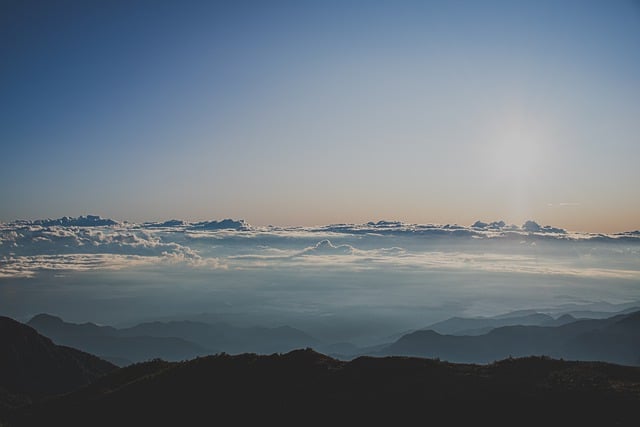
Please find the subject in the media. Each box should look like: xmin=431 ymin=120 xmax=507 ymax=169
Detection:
xmin=1 ymin=0 xmax=639 ymax=232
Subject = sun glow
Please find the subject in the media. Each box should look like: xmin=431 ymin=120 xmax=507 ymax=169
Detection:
xmin=485 ymin=111 xmax=551 ymax=184
xmin=475 ymin=109 xmax=557 ymax=223
xmin=493 ymin=130 xmax=539 ymax=182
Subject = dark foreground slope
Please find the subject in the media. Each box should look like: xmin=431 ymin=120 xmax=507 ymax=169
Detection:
xmin=11 ymin=349 xmax=640 ymax=427
xmin=0 ymin=316 xmax=116 ymax=416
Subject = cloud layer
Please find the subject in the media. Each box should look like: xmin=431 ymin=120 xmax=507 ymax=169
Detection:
xmin=2 ymin=216 xmax=639 ymax=345
xmin=1 ymin=216 xmax=639 ymax=279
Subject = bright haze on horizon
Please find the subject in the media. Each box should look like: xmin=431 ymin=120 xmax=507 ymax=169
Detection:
xmin=1 ymin=0 xmax=639 ymax=233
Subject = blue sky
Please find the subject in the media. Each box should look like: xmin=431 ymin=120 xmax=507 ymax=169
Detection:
xmin=1 ymin=0 xmax=639 ymax=232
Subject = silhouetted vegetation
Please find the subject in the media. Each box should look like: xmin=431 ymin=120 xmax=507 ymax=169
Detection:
xmin=3 ymin=315 xmax=640 ymax=426
xmin=6 ymin=349 xmax=640 ymax=426
xmin=0 ymin=316 xmax=116 ymax=423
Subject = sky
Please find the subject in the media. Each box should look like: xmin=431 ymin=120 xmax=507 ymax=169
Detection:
xmin=1 ymin=0 xmax=639 ymax=232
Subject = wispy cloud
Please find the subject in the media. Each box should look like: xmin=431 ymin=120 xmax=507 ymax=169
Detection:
xmin=548 ymin=202 xmax=581 ymax=208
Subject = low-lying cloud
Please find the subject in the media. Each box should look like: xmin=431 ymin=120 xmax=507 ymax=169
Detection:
xmin=1 ymin=216 xmax=638 ymax=279
xmin=1 ymin=216 xmax=639 ymax=343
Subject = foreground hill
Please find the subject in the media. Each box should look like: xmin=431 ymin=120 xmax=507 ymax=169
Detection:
xmin=0 ymin=316 xmax=116 ymax=414
xmin=10 ymin=349 xmax=640 ymax=426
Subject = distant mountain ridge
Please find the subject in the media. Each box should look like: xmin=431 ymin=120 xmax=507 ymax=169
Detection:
xmin=27 ymin=314 xmax=320 ymax=365
xmin=27 ymin=314 xmax=210 ymax=365
xmin=27 ymin=305 xmax=640 ymax=365
xmin=423 ymin=312 xmax=565 ymax=335
xmin=380 ymin=310 xmax=640 ymax=365
xmin=417 ymin=303 xmax=640 ymax=336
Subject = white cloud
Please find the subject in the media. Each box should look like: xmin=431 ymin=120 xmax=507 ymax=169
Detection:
xmin=0 ymin=254 xmax=155 ymax=278
xmin=0 ymin=222 xmax=219 ymax=277
xmin=1 ymin=217 xmax=639 ymax=279
xmin=298 ymin=240 xmax=355 ymax=256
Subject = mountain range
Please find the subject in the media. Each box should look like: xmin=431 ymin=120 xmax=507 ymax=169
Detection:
xmin=2 ymin=314 xmax=640 ymax=426
xmin=24 ymin=303 xmax=640 ymax=367
xmin=6 ymin=347 xmax=640 ymax=426
xmin=27 ymin=314 xmax=319 ymax=365
xmin=421 ymin=311 xmax=575 ymax=335
xmin=378 ymin=310 xmax=640 ymax=365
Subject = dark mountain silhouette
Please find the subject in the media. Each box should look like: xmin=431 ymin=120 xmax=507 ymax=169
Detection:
xmin=423 ymin=310 xmax=588 ymax=336
xmin=11 ymin=349 xmax=640 ymax=427
xmin=569 ymin=310 xmax=640 ymax=365
xmin=544 ymin=300 xmax=640 ymax=318
xmin=28 ymin=314 xmax=118 ymax=337
xmin=491 ymin=308 xmax=542 ymax=318
xmin=117 ymin=320 xmax=226 ymax=346
xmin=234 ymin=325 xmax=320 ymax=353
xmin=424 ymin=312 xmax=556 ymax=335
xmin=28 ymin=314 xmax=320 ymax=365
xmin=381 ymin=311 xmax=640 ymax=365
xmin=27 ymin=314 xmax=209 ymax=365
xmin=543 ymin=313 xmax=577 ymax=326
xmin=118 ymin=319 xmax=319 ymax=353
xmin=563 ymin=306 xmax=640 ymax=319
xmin=336 ymin=310 xmax=579 ymax=358
xmin=0 ymin=316 xmax=115 ymax=415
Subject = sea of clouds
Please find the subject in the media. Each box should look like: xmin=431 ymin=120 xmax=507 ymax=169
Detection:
xmin=1 ymin=216 xmax=639 ymax=342
xmin=1 ymin=215 xmax=638 ymax=279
